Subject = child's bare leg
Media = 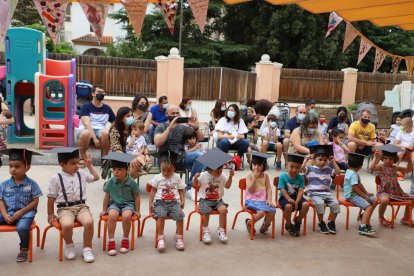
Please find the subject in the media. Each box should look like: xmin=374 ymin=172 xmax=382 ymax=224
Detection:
xmin=317 ymin=214 xmax=325 ymax=222
xmin=107 ymin=209 xmax=120 ymax=239
xmin=327 ymin=212 xmax=337 ymax=221
xmin=264 ymin=211 xmax=275 ymax=225
xmin=362 ymin=200 xmax=378 ymax=225
xmin=397 ymin=152 xmax=404 ymax=165
xmin=176 ymin=220 xmax=184 ymax=235
xmin=218 ymin=205 xmax=228 ymax=229
xmin=121 ymin=210 xmax=133 ymax=238
xmin=276 ymin=142 xmax=283 ymax=163
xmin=77 ymin=211 xmax=94 ymax=248
xmin=297 ymin=202 xmax=309 ymax=222
xmin=260 ymin=140 xmax=269 ymax=153
xmin=203 ymin=214 xmax=210 ymax=228
xmin=59 ymin=215 xmax=75 ymax=244
xmin=378 ymin=196 xmax=390 ymax=219
xmin=157 ymin=218 xmax=165 ymax=236
xmin=283 ymin=204 xmax=293 ymax=226
xmin=253 ymin=211 xmax=266 ymax=224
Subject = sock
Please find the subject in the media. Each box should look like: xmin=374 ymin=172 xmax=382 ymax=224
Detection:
xmin=109 ymin=238 xmax=115 ymax=242
xmin=360 ymin=224 xmax=366 ymax=228
xmin=217 ymin=227 xmax=225 ymax=232
xmin=65 ymin=243 xmax=74 ymax=247
xmin=203 ymin=227 xmax=209 ymax=232
xmin=123 ymin=236 xmax=129 ymax=240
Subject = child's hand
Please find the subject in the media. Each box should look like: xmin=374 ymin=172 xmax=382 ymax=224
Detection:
xmin=3 ymin=214 xmax=13 ymax=224
xmin=252 ymin=169 xmax=260 ymax=179
xmin=11 ymin=210 xmax=23 ymax=222
xmin=149 ymin=203 xmax=154 ymax=213
xmin=266 ymin=199 xmax=276 ymax=208
xmin=328 ymin=155 xmax=335 ymax=161
xmin=84 ymin=154 xmax=93 ymax=167
xmin=374 ymin=150 xmax=381 ymax=158
xmin=193 ymin=173 xmax=200 ymax=181
xmin=135 ymin=211 xmax=141 ymax=218
xmin=180 ymin=199 xmax=185 ymax=209
xmin=229 ymin=169 xmax=235 ymax=177
xmin=48 ymin=214 xmax=57 ymax=224
xmin=99 ymin=211 xmax=107 ymax=217
xmin=294 ymin=200 xmax=299 ymax=211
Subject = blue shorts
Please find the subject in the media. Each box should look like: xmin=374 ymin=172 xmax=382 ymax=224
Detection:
xmin=107 ymin=203 xmax=135 ymax=214
xmin=346 ymin=195 xmax=376 ymax=210
xmin=76 ymin=128 xmax=104 ymax=140
xmin=245 ymin=200 xmax=276 ymax=213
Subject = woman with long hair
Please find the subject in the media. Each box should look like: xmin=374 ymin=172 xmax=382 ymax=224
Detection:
xmin=109 ymin=106 xmax=134 ymax=152
xmin=209 ymin=99 xmax=226 ymax=131
xmin=131 ymin=94 xmax=152 ymax=144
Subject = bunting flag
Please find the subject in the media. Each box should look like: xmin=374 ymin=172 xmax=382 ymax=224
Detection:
xmin=34 ymin=0 xmax=68 ymax=44
xmin=188 ymin=0 xmax=209 ymax=33
xmin=405 ymin=57 xmax=414 ymax=78
xmin=325 ymin=12 xmax=343 ymax=37
xmin=342 ymin=22 xmax=358 ymax=52
xmin=357 ymin=37 xmax=373 ymax=65
xmin=121 ymin=0 xmax=147 ymax=37
xmin=79 ymin=1 xmax=109 ymax=40
xmin=157 ymin=0 xmax=177 ymax=34
xmin=0 ymin=0 xmax=18 ymax=44
xmin=373 ymin=48 xmax=387 ymax=72
xmin=392 ymin=55 xmax=402 ymax=74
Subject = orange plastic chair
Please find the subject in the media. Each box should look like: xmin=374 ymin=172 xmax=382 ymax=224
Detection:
xmin=185 ymin=184 xmax=227 ymax=241
xmin=97 ymin=213 xmax=140 ymax=251
xmin=231 ymin=178 xmax=275 ymax=240
xmin=140 ymin=184 xmax=184 ymax=248
xmin=375 ymin=176 xmax=413 ymax=228
xmin=334 ymin=174 xmax=362 ymax=230
xmin=41 ymin=220 xmax=83 ymax=261
xmin=0 ymin=221 xmax=40 ymax=262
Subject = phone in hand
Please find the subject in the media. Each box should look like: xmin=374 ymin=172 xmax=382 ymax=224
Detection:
xmin=176 ymin=117 xmax=189 ymax=124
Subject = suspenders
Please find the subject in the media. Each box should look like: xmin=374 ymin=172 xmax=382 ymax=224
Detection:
xmin=57 ymin=172 xmax=84 ymax=207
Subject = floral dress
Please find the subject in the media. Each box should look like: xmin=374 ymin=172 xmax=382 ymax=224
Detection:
xmin=378 ymin=165 xmax=414 ymax=201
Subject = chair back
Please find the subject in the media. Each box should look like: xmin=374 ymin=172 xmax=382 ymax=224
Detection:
xmin=192 ymin=183 xmax=201 ymax=208
xmin=146 ymin=183 xmax=152 ymax=193
xmin=273 ymin=176 xmax=280 ymax=204
xmin=239 ymin=178 xmax=247 ymax=206
xmin=333 ymin=174 xmax=345 ymax=199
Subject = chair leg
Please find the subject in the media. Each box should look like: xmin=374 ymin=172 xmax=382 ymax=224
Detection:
xmin=231 ymin=210 xmax=244 ymax=229
xmin=59 ymin=230 xmax=63 ymax=261
xmin=271 ymin=216 xmax=275 ymax=238
xmin=409 ymin=205 xmax=413 ymax=228
xmin=137 ymin=220 xmax=141 ymax=237
xmin=103 ymin=221 xmax=107 ymax=251
xmin=97 ymin=218 xmax=102 ymax=238
xmin=281 ymin=213 xmax=285 ymax=235
xmin=29 ymin=229 xmax=33 ymax=262
xmin=41 ymin=225 xmax=52 ymax=249
xmin=131 ymin=222 xmax=135 ymax=250
xmin=303 ymin=214 xmax=307 ymax=236
xmin=391 ymin=206 xmax=395 ymax=228
xmin=140 ymin=216 xmax=151 ymax=237
xmin=346 ymin=207 xmax=350 ymax=230
xmin=186 ymin=210 xmax=197 ymax=230
xmin=250 ymin=215 xmax=255 ymax=240
xmin=199 ymin=215 xmax=203 ymax=241
xmin=312 ymin=208 xmax=316 ymax=231
xmin=395 ymin=206 xmax=401 ymax=219
xmin=154 ymin=221 xmax=158 ymax=249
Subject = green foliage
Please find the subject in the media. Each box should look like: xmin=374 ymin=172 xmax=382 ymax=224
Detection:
xmin=12 ymin=0 xmax=42 ymax=26
xmin=347 ymin=103 xmax=358 ymax=111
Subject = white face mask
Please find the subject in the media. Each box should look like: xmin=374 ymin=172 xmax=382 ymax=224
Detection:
xmin=269 ymin=122 xmax=277 ymax=128
xmin=186 ymin=105 xmax=192 ymax=111
xmin=227 ymin=111 xmax=236 ymax=119
xmin=221 ymin=106 xmax=226 ymax=112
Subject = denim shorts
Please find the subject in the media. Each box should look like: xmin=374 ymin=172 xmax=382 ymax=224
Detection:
xmin=76 ymin=128 xmax=104 ymax=140
xmin=198 ymin=198 xmax=227 ymax=215
xmin=346 ymin=195 xmax=376 ymax=210
xmin=245 ymin=200 xmax=276 ymax=213
xmin=153 ymin=200 xmax=185 ymax=221
xmin=107 ymin=203 xmax=135 ymax=214
xmin=309 ymin=194 xmax=340 ymax=215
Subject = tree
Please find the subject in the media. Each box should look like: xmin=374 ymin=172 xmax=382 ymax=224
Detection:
xmin=12 ymin=0 xmax=42 ymax=26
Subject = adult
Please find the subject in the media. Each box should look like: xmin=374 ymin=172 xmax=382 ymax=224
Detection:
xmin=288 ymin=113 xmax=323 ymax=155
xmin=246 ymin=99 xmax=274 ymax=117
xmin=131 ymin=94 xmax=152 ymax=144
xmin=179 ymin=97 xmax=198 ymax=120
xmin=209 ymin=99 xmax=226 ymax=131
xmin=149 ymin=95 xmax=168 ymax=141
xmin=0 ymin=98 xmax=14 ymax=151
xmin=348 ymin=110 xmax=381 ymax=155
xmin=77 ymin=85 xmax=115 ymax=159
xmin=109 ymin=107 xmax=133 ymax=153
xmin=215 ymin=104 xmax=249 ymax=158
xmin=327 ymin=106 xmax=351 ymax=134
xmin=305 ymin=99 xmax=316 ymax=113
xmin=282 ymin=105 xmax=308 ymax=155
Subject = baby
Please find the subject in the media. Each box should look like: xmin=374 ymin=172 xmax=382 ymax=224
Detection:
xmin=126 ymin=120 xmax=152 ymax=173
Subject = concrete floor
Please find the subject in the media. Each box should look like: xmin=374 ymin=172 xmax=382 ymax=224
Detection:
xmin=0 ymin=163 xmax=413 ymax=276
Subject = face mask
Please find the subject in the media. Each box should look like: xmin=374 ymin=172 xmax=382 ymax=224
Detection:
xmin=138 ymin=104 xmax=147 ymax=111
xmin=309 ymin=109 xmax=316 ymax=114
xmin=125 ymin=116 xmax=134 ymax=126
xmin=361 ymin=118 xmax=370 ymax=124
xmin=319 ymin=118 xmax=326 ymax=124
xmin=168 ymin=115 xmax=177 ymax=122
xmin=269 ymin=122 xmax=277 ymax=128
xmin=221 ymin=106 xmax=226 ymax=112
xmin=239 ymin=105 xmax=247 ymax=111
xmin=297 ymin=113 xmax=306 ymax=121
xmin=163 ymin=104 xmax=169 ymax=110
xmin=227 ymin=111 xmax=236 ymax=119
xmin=186 ymin=105 xmax=192 ymax=111
xmin=95 ymin=92 xmax=105 ymax=101
xmin=307 ymin=128 xmax=316 ymax=135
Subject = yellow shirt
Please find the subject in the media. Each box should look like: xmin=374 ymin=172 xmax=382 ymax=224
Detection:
xmin=349 ymin=121 xmax=376 ymax=142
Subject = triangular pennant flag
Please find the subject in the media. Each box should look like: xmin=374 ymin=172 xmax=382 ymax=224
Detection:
xmin=357 ymin=37 xmax=373 ymax=65
xmin=34 ymin=0 xmax=68 ymax=44
xmin=0 ymin=0 xmax=18 ymax=44
xmin=326 ymin=12 xmax=343 ymax=37
xmin=392 ymin=55 xmax=402 ymax=74
xmin=157 ymin=0 xmax=177 ymax=34
xmin=121 ymin=0 xmax=147 ymax=37
xmin=405 ymin=57 xmax=414 ymax=78
xmin=79 ymin=1 xmax=109 ymax=40
xmin=343 ymin=22 xmax=358 ymax=52
xmin=373 ymin=48 xmax=387 ymax=72
xmin=188 ymin=0 xmax=209 ymax=33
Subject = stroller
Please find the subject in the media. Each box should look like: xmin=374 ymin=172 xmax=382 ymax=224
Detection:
xmin=75 ymin=80 xmax=93 ymax=115
xmin=275 ymin=102 xmax=290 ymax=130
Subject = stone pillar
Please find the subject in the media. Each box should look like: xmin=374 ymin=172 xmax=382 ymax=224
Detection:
xmin=255 ymin=54 xmax=283 ymax=102
xmin=341 ymin=67 xmax=358 ymax=106
xmin=155 ymin=47 xmax=184 ymax=105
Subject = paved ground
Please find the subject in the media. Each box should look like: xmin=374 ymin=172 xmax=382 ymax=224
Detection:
xmin=1 ymin=156 xmax=413 ymax=275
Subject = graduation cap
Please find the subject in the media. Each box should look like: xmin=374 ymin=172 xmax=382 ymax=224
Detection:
xmin=348 ymin=153 xmax=366 ymax=168
xmin=102 ymin=152 xmax=136 ymax=168
xmin=250 ymin=151 xmax=272 ymax=165
xmin=287 ymin=153 xmax=306 ymax=164
xmin=309 ymin=144 xmax=334 ymax=157
xmin=49 ymin=147 xmax=80 ymax=161
xmin=196 ymin=148 xmax=232 ymax=170
xmin=0 ymin=148 xmax=42 ymax=166
xmin=379 ymin=144 xmax=405 ymax=157
xmin=152 ymin=150 xmax=181 ymax=166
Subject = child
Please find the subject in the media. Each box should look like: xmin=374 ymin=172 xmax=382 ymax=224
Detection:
xmin=344 ymin=153 xmax=378 ymax=235
xmin=278 ymin=153 xmax=309 ymax=237
xmin=245 ymin=152 xmax=276 ymax=235
xmin=369 ymin=144 xmax=414 ymax=227
xmin=394 ymin=117 xmax=414 ymax=180
xmin=389 ymin=114 xmax=402 ymax=144
xmin=260 ymin=114 xmax=283 ymax=170
xmin=0 ymin=148 xmax=42 ymax=262
xmin=47 ymin=147 xmax=99 ymax=262
xmin=101 ymin=152 xmax=140 ymax=256
xmin=126 ymin=120 xmax=152 ymax=173
xmin=148 ymin=151 xmax=186 ymax=251
xmin=336 ymin=111 xmax=349 ymax=134
xmin=184 ymin=128 xmax=205 ymax=154
xmin=304 ymin=145 xmax=341 ymax=234
xmin=376 ymin=129 xmax=390 ymax=145
xmin=244 ymin=115 xmax=258 ymax=163
xmin=318 ymin=112 xmax=328 ymax=141
xmin=192 ymin=149 xmax=234 ymax=244
xmin=331 ymin=128 xmax=349 ymax=171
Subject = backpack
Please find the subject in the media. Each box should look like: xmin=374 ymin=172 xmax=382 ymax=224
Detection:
xmin=356 ymin=102 xmax=378 ymax=125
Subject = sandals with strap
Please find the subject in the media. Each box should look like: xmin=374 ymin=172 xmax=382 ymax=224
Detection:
xmin=400 ymin=218 xmax=414 ymax=226
xmin=16 ymin=251 xmax=28 ymax=262
xmin=379 ymin=218 xmax=392 ymax=227
xmin=175 ymin=235 xmax=185 ymax=251
xmin=245 ymin=219 xmax=256 ymax=234
xmin=259 ymin=221 xmax=271 ymax=234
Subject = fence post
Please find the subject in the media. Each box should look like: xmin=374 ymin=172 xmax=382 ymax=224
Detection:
xmin=341 ymin=67 xmax=358 ymax=106
xmin=255 ymin=54 xmax=283 ymax=102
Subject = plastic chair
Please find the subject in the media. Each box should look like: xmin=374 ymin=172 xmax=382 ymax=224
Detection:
xmin=231 ymin=178 xmax=275 ymax=240
xmin=334 ymin=175 xmax=362 ymax=230
xmin=185 ymin=183 xmax=227 ymax=241
xmin=140 ymin=184 xmax=184 ymax=248
xmin=41 ymin=220 xmax=83 ymax=261
xmin=273 ymin=176 xmax=308 ymax=235
xmin=0 ymin=221 xmax=40 ymax=262
xmin=375 ymin=176 xmax=413 ymax=228
xmin=97 ymin=213 xmax=140 ymax=251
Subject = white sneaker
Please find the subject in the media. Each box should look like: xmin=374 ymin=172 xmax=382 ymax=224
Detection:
xmin=202 ymin=231 xmax=212 ymax=244
xmin=216 ymin=229 xmax=228 ymax=242
xmin=82 ymin=248 xmax=95 ymax=263
xmin=185 ymin=188 xmax=196 ymax=201
xmin=157 ymin=235 xmax=166 ymax=251
xmin=64 ymin=243 xmax=76 ymax=260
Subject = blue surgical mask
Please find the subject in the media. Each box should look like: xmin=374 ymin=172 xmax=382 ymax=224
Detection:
xmin=221 ymin=106 xmax=226 ymax=112
xmin=240 ymin=105 xmax=247 ymax=111
xmin=269 ymin=122 xmax=277 ymax=128
xmin=297 ymin=113 xmax=306 ymax=121
xmin=126 ymin=116 xmax=134 ymax=126
xmin=163 ymin=104 xmax=169 ymax=110
xmin=227 ymin=111 xmax=236 ymax=119
xmin=186 ymin=105 xmax=192 ymax=111
xmin=307 ymin=128 xmax=316 ymax=134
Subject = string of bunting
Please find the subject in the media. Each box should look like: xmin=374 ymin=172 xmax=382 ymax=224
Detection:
xmin=326 ymin=12 xmax=412 ymax=77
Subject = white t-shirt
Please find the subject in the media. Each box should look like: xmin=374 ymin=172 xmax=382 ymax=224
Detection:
xmin=149 ymin=173 xmax=185 ymax=201
xmin=395 ymin=129 xmax=414 ymax=147
xmin=197 ymin=171 xmax=228 ymax=200
xmin=126 ymin=135 xmax=147 ymax=154
xmin=214 ymin=117 xmax=248 ymax=134
xmin=261 ymin=127 xmax=280 ymax=143
xmin=48 ymin=171 xmax=95 ymax=203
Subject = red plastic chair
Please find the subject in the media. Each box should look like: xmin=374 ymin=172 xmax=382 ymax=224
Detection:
xmin=334 ymin=175 xmax=362 ymax=230
xmin=97 ymin=213 xmax=140 ymax=251
xmin=185 ymin=183 xmax=227 ymax=241
xmin=231 ymin=178 xmax=275 ymax=240
xmin=0 ymin=221 xmax=40 ymax=262
xmin=41 ymin=220 xmax=83 ymax=261
xmin=140 ymin=184 xmax=184 ymax=248
xmin=375 ymin=175 xmax=413 ymax=228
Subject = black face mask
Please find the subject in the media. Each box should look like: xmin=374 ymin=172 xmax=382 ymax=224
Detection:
xmin=138 ymin=104 xmax=147 ymax=111
xmin=95 ymin=93 xmax=105 ymax=101
xmin=168 ymin=116 xmax=177 ymax=122
xmin=361 ymin=118 xmax=370 ymax=124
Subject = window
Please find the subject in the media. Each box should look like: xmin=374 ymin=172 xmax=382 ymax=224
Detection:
xmin=65 ymin=3 xmax=71 ymax=22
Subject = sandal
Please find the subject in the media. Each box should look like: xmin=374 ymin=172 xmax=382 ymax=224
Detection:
xmin=379 ymin=218 xmax=392 ymax=227
xmin=16 ymin=251 xmax=28 ymax=262
xmin=175 ymin=235 xmax=185 ymax=251
xmin=400 ymin=218 xmax=414 ymax=226
xmin=259 ymin=222 xmax=271 ymax=234
xmin=245 ymin=219 xmax=256 ymax=234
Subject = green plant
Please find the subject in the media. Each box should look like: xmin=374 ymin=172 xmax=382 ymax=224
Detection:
xmin=347 ymin=103 xmax=358 ymax=111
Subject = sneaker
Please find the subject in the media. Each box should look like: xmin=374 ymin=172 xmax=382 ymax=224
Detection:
xmin=367 ymin=224 xmax=377 ymax=234
xmin=259 ymin=222 xmax=271 ymax=234
xmin=175 ymin=235 xmax=185 ymax=251
xmin=157 ymin=235 xmax=166 ymax=251
xmin=327 ymin=221 xmax=337 ymax=234
xmin=286 ymin=224 xmax=298 ymax=237
xmin=64 ymin=243 xmax=76 ymax=260
xmin=202 ymin=231 xmax=212 ymax=244
xmin=318 ymin=221 xmax=329 ymax=234
xmin=275 ymin=162 xmax=282 ymax=170
xmin=107 ymin=240 xmax=117 ymax=256
xmin=185 ymin=188 xmax=196 ymax=201
xmin=216 ymin=228 xmax=228 ymax=242
xmin=119 ymin=239 xmax=129 ymax=254
xmin=82 ymin=248 xmax=95 ymax=263
xmin=293 ymin=218 xmax=302 ymax=236
xmin=359 ymin=225 xmax=376 ymax=236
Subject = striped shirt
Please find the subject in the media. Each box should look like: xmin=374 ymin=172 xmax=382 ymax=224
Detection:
xmin=304 ymin=166 xmax=334 ymax=196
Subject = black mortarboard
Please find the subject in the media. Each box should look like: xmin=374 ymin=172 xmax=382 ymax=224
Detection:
xmin=49 ymin=147 xmax=80 ymax=161
xmin=0 ymin=148 xmax=42 ymax=166
xmin=379 ymin=144 xmax=404 ymax=157
xmin=309 ymin=144 xmax=334 ymax=157
xmin=152 ymin=150 xmax=181 ymax=166
xmin=288 ymin=153 xmax=306 ymax=164
xmin=196 ymin=148 xmax=232 ymax=170
xmin=102 ymin=152 xmax=136 ymax=168
xmin=250 ymin=151 xmax=272 ymax=165
xmin=348 ymin=153 xmax=366 ymax=168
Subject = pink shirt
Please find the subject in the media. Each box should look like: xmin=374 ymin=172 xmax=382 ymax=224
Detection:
xmin=245 ymin=175 xmax=267 ymax=201
xmin=333 ymin=143 xmax=346 ymax=163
